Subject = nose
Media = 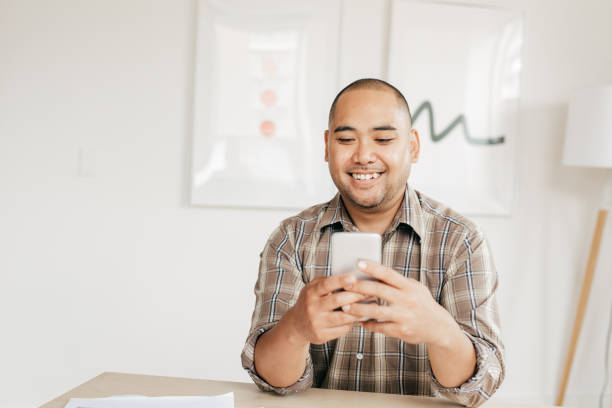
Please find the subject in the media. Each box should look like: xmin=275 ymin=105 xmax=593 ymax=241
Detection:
xmin=352 ymin=139 xmax=376 ymax=165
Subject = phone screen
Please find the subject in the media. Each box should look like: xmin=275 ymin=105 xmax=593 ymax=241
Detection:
xmin=330 ymin=232 xmax=382 ymax=280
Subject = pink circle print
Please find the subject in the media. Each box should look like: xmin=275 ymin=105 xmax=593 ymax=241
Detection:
xmin=260 ymin=120 xmax=276 ymax=138
xmin=260 ymin=89 xmax=278 ymax=107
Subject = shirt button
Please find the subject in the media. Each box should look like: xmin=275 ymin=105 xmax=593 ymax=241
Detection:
xmin=356 ymin=353 xmax=363 ymax=360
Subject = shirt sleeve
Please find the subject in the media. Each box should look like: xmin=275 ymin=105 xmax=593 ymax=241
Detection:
xmin=240 ymin=222 xmax=313 ymax=394
xmin=430 ymin=229 xmax=506 ymax=407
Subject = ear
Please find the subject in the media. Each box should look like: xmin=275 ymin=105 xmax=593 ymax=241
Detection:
xmin=409 ymin=129 xmax=420 ymax=163
xmin=324 ymin=129 xmax=329 ymax=162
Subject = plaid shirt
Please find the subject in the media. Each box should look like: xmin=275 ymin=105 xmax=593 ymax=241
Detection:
xmin=241 ymin=186 xmax=505 ymax=407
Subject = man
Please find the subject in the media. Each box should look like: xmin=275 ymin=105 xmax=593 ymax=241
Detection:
xmin=241 ymin=78 xmax=504 ymax=407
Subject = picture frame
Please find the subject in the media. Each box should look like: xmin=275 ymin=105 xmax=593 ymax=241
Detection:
xmin=190 ymin=0 xmax=340 ymax=209
xmin=388 ymin=0 xmax=524 ymax=216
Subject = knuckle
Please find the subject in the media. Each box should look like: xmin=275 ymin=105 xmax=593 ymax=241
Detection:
xmin=337 ymin=312 xmax=350 ymax=324
xmin=322 ymin=279 xmax=335 ymax=294
xmin=339 ymin=291 xmax=355 ymax=303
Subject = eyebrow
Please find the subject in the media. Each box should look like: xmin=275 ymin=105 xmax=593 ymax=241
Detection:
xmin=333 ymin=125 xmax=397 ymax=133
xmin=333 ymin=125 xmax=355 ymax=133
xmin=373 ymin=125 xmax=396 ymax=131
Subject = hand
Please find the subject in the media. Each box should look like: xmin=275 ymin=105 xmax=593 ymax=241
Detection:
xmin=283 ymin=274 xmax=366 ymax=345
xmin=341 ymin=260 xmax=458 ymax=347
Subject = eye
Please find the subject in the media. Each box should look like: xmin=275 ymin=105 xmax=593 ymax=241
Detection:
xmin=338 ymin=138 xmax=354 ymax=143
xmin=376 ymin=138 xmax=394 ymax=143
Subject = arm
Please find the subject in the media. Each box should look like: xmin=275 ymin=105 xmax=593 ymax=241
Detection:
xmin=426 ymin=312 xmax=477 ymax=387
xmin=342 ymin=230 xmax=504 ymax=406
xmin=432 ymin=230 xmax=505 ymax=407
xmin=254 ymin=274 xmax=362 ymax=387
xmin=340 ymin=261 xmax=477 ymax=387
xmin=241 ymin=224 xmax=363 ymax=393
xmin=253 ymin=311 xmax=310 ymax=388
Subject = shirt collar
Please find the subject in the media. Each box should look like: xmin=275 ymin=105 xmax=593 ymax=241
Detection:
xmin=319 ymin=185 xmax=425 ymax=240
xmin=319 ymin=193 xmax=359 ymax=232
xmin=393 ymin=185 xmax=425 ymax=240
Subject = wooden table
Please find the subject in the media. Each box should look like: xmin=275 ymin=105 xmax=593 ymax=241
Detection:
xmin=40 ymin=372 xmax=557 ymax=408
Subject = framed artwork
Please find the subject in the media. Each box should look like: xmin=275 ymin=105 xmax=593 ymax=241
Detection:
xmin=388 ymin=0 xmax=524 ymax=215
xmin=190 ymin=0 xmax=339 ymax=209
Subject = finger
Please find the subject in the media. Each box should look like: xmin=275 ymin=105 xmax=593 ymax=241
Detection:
xmin=312 ymin=274 xmax=356 ymax=296
xmin=325 ymin=311 xmax=362 ymax=327
xmin=358 ymin=320 xmax=399 ymax=337
xmin=356 ymin=260 xmax=409 ymax=289
xmin=348 ymin=279 xmax=400 ymax=304
xmin=312 ymin=324 xmax=355 ymax=344
xmin=341 ymin=302 xmax=395 ymax=322
xmin=320 ymin=291 xmax=366 ymax=311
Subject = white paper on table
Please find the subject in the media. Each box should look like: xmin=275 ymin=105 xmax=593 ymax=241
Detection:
xmin=64 ymin=393 xmax=234 ymax=408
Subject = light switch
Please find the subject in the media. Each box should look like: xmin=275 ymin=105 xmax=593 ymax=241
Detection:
xmin=77 ymin=147 xmax=96 ymax=178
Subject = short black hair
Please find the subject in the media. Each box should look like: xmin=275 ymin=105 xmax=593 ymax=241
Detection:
xmin=328 ymin=78 xmax=412 ymax=126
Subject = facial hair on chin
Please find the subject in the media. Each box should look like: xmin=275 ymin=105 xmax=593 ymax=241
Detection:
xmin=343 ymin=189 xmax=386 ymax=210
xmin=344 ymin=180 xmax=407 ymax=212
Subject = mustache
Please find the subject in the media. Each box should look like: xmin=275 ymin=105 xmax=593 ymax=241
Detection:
xmin=346 ymin=167 xmax=386 ymax=173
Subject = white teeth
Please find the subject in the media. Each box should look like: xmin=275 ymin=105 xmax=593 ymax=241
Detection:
xmin=352 ymin=173 xmax=380 ymax=180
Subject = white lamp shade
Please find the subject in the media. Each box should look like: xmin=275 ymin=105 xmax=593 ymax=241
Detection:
xmin=563 ymin=85 xmax=612 ymax=168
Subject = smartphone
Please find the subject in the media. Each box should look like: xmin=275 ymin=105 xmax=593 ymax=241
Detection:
xmin=330 ymin=232 xmax=382 ymax=280
xmin=331 ymin=232 xmax=382 ymax=311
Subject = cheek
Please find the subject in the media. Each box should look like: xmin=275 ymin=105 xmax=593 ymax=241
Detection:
xmin=326 ymin=152 xmax=345 ymax=178
xmin=384 ymin=150 xmax=412 ymax=178
xmin=328 ymin=149 xmax=352 ymax=167
xmin=385 ymin=150 xmax=407 ymax=168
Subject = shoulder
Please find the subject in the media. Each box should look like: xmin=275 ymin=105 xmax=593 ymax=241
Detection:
xmin=285 ymin=201 xmax=329 ymax=225
xmin=415 ymin=189 xmax=484 ymax=246
xmin=268 ymin=200 xmax=331 ymax=248
xmin=278 ymin=200 xmax=328 ymax=229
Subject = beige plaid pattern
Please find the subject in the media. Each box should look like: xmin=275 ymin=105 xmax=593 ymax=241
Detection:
xmin=241 ymin=186 xmax=505 ymax=407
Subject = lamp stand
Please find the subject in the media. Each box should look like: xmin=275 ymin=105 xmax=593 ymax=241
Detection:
xmin=555 ymin=208 xmax=609 ymax=406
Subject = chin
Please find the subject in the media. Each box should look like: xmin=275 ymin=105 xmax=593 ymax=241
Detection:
xmin=346 ymin=193 xmax=385 ymax=210
xmin=355 ymin=202 xmax=383 ymax=210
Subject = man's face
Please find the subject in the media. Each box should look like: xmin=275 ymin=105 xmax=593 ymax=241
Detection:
xmin=325 ymin=88 xmax=420 ymax=212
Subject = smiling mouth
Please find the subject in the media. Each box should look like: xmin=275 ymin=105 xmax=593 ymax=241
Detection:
xmin=349 ymin=172 xmax=384 ymax=180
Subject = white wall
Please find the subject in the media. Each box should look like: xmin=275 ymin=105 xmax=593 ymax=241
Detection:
xmin=1 ymin=0 xmax=611 ymax=407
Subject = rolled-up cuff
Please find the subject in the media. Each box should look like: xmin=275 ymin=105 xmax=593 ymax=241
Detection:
xmin=430 ymin=332 xmax=505 ymax=407
xmin=241 ymin=322 xmax=313 ymax=395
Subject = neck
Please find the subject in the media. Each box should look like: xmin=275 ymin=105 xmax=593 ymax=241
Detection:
xmin=342 ymin=191 xmax=404 ymax=234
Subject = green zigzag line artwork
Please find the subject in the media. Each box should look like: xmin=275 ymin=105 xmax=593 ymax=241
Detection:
xmin=412 ymin=101 xmax=505 ymax=145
